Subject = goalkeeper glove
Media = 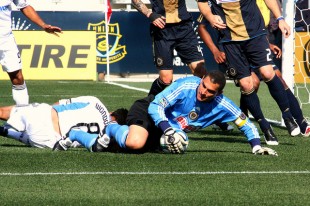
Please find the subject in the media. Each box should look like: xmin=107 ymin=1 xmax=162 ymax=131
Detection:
xmin=164 ymin=128 xmax=188 ymax=154
xmin=252 ymin=145 xmax=278 ymax=156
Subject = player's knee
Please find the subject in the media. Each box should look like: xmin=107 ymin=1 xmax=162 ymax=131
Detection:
xmin=125 ymin=135 xmax=147 ymax=150
xmin=190 ymin=60 xmax=206 ymax=77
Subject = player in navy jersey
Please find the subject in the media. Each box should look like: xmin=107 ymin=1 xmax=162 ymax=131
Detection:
xmin=0 ymin=96 xmax=128 ymax=151
xmin=197 ymin=0 xmax=301 ymax=137
xmin=131 ymin=0 xmax=207 ymax=96
xmin=99 ymin=71 xmax=277 ymax=156
xmin=0 ymin=0 xmax=61 ymax=105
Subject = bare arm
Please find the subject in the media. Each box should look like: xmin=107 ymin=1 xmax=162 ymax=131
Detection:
xmin=198 ymin=2 xmax=226 ymax=29
xmin=21 ymin=6 xmax=62 ymax=36
xmin=132 ymin=0 xmax=152 ymax=17
xmin=198 ymin=24 xmax=226 ymax=64
xmin=263 ymin=0 xmax=290 ymax=37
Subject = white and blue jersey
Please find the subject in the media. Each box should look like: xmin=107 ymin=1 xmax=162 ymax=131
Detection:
xmin=53 ymin=96 xmax=110 ymax=138
xmin=148 ymin=76 xmax=260 ymax=143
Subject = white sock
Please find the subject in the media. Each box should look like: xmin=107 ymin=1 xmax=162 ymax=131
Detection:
xmin=12 ymin=82 xmax=29 ymax=105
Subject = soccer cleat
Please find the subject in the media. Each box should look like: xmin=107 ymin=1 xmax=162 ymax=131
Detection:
xmin=91 ymin=134 xmax=110 ymax=152
xmin=301 ymin=125 xmax=310 ymax=137
xmin=263 ymin=127 xmax=279 ymax=145
xmin=283 ymin=118 xmax=300 ymax=136
xmin=212 ymin=123 xmax=234 ymax=132
xmin=0 ymin=126 xmax=8 ymax=137
xmin=53 ymin=138 xmax=72 ymax=151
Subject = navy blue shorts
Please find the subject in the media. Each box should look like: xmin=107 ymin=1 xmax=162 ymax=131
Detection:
xmin=223 ymin=35 xmax=273 ymax=80
xmin=151 ymin=20 xmax=203 ymax=70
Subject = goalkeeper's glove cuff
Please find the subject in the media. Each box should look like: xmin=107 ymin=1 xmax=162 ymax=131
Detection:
xmin=159 ymin=121 xmax=171 ymax=133
xmin=249 ymin=138 xmax=261 ymax=148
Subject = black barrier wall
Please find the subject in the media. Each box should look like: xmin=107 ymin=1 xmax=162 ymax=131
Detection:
xmin=12 ymin=11 xmax=220 ymax=74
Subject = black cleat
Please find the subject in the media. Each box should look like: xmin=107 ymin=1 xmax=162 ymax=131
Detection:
xmin=284 ymin=118 xmax=300 ymax=136
xmin=91 ymin=134 xmax=110 ymax=152
xmin=263 ymin=127 xmax=279 ymax=145
xmin=0 ymin=126 xmax=8 ymax=137
xmin=53 ymin=140 xmax=68 ymax=151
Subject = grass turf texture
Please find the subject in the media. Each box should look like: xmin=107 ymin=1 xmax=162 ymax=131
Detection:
xmin=0 ymin=80 xmax=309 ymax=205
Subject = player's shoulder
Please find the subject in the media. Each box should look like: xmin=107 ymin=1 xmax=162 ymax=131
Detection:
xmin=174 ymin=76 xmax=200 ymax=85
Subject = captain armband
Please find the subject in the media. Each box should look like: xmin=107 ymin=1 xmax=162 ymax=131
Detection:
xmin=234 ymin=113 xmax=248 ymax=128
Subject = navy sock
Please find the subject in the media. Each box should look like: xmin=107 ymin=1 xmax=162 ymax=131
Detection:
xmin=265 ymin=75 xmax=292 ymax=119
xmin=241 ymin=91 xmax=270 ymax=132
xmin=148 ymin=78 xmax=170 ymax=96
xmin=239 ymin=94 xmax=248 ymax=116
xmin=286 ymin=89 xmax=307 ymax=132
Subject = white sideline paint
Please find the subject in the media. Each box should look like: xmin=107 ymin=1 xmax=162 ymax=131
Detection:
xmin=0 ymin=171 xmax=309 ymax=176
xmin=106 ymin=82 xmax=149 ymax=93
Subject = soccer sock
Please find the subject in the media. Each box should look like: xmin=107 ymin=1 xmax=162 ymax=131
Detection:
xmin=12 ymin=82 xmax=29 ymax=105
xmin=239 ymin=94 xmax=249 ymax=116
xmin=106 ymin=123 xmax=129 ymax=149
xmin=265 ymin=75 xmax=292 ymax=119
xmin=148 ymin=78 xmax=171 ymax=96
xmin=241 ymin=90 xmax=270 ymax=132
xmin=68 ymin=130 xmax=98 ymax=151
xmin=286 ymin=88 xmax=307 ymax=132
xmin=3 ymin=127 xmax=30 ymax=145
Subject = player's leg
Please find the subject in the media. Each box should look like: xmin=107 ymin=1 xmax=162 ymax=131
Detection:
xmin=2 ymin=40 xmax=29 ymax=105
xmin=274 ymin=69 xmax=309 ymax=136
xmin=246 ymin=35 xmax=299 ymax=136
xmin=148 ymin=28 xmax=174 ymax=96
xmin=224 ymin=42 xmax=278 ymax=145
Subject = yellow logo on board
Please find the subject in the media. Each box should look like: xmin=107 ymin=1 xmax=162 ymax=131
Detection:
xmin=88 ymin=20 xmax=127 ymax=64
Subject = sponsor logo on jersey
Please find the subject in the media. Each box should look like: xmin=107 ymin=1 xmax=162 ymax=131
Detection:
xmin=88 ymin=20 xmax=127 ymax=64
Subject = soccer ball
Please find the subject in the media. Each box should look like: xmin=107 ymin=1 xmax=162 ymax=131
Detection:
xmin=159 ymin=130 xmax=189 ymax=154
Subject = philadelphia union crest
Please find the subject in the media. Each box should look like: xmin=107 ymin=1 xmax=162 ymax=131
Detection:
xmin=88 ymin=20 xmax=127 ymax=64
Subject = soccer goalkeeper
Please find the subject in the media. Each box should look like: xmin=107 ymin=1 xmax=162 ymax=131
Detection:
xmin=100 ymin=71 xmax=277 ymax=156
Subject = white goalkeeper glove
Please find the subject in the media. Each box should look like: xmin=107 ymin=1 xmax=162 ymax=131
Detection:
xmin=252 ymin=145 xmax=278 ymax=156
xmin=164 ymin=128 xmax=188 ymax=154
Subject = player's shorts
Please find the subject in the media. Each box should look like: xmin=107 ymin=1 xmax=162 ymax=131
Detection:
xmin=151 ymin=20 xmax=204 ymax=70
xmin=0 ymin=36 xmax=22 ymax=72
xmin=6 ymin=103 xmax=62 ymax=149
xmin=126 ymin=95 xmax=163 ymax=151
xmin=223 ymin=35 xmax=273 ymax=80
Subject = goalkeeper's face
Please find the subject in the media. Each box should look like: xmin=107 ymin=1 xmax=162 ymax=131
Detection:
xmin=197 ymin=76 xmax=220 ymax=102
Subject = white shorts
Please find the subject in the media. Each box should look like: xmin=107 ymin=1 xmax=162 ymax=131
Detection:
xmin=7 ymin=103 xmax=62 ymax=149
xmin=0 ymin=36 xmax=22 ymax=72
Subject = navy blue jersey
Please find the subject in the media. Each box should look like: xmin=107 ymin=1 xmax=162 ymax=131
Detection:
xmin=198 ymin=0 xmax=267 ymax=42
xmin=149 ymin=0 xmax=192 ymax=23
xmin=148 ymin=76 xmax=260 ymax=142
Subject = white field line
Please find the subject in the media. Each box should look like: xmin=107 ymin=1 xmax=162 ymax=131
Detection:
xmin=0 ymin=171 xmax=309 ymax=176
xmin=106 ymin=82 xmax=149 ymax=93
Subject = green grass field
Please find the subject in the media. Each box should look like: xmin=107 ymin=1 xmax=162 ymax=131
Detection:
xmin=0 ymin=80 xmax=309 ymax=205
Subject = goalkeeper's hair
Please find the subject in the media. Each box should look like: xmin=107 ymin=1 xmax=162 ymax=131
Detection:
xmin=205 ymin=70 xmax=226 ymax=92
xmin=111 ymin=108 xmax=128 ymax=125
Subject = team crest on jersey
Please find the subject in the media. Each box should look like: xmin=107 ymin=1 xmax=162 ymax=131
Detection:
xmin=156 ymin=57 xmax=164 ymax=67
xmin=88 ymin=21 xmax=127 ymax=64
xmin=189 ymin=111 xmax=198 ymax=120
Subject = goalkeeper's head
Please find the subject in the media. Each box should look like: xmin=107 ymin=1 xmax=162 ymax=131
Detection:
xmin=110 ymin=108 xmax=128 ymax=125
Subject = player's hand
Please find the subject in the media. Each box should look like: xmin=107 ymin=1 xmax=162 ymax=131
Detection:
xmin=213 ymin=50 xmax=226 ymax=64
xmin=210 ymin=15 xmax=226 ymax=30
xmin=149 ymin=12 xmax=166 ymax=29
xmin=278 ymin=20 xmax=291 ymax=38
xmin=253 ymin=146 xmax=278 ymax=156
xmin=164 ymin=128 xmax=188 ymax=154
xmin=269 ymin=43 xmax=282 ymax=58
xmin=42 ymin=24 xmax=62 ymax=37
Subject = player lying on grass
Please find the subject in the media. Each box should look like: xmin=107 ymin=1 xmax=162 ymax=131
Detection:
xmin=57 ymin=71 xmax=277 ymax=156
xmin=0 ymin=96 xmax=128 ymax=150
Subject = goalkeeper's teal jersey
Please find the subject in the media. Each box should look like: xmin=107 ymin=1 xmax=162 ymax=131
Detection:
xmin=148 ymin=76 xmax=260 ymax=142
